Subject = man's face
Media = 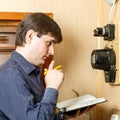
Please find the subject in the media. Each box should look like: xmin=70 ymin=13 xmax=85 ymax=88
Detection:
xmin=29 ymin=32 xmax=56 ymax=66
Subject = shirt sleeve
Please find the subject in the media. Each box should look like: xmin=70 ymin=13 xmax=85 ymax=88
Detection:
xmin=0 ymin=69 xmax=61 ymax=120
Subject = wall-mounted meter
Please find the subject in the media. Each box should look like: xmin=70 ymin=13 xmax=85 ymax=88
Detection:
xmin=93 ymin=24 xmax=115 ymax=41
xmin=91 ymin=48 xmax=116 ymax=83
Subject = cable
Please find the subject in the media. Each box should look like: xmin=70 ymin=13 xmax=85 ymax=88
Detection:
xmin=109 ymin=0 xmax=117 ymax=23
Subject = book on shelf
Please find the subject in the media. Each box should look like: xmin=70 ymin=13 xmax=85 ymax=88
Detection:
xmin=56 ymin=94 xmax=107 ymax=113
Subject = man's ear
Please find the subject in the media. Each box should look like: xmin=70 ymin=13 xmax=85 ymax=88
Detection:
xmin=25 ymin=29 xmax=34 ymax=44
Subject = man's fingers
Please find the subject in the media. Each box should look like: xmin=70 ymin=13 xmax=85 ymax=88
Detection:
xmin=48 ymin=60 xmax=55 ymax=71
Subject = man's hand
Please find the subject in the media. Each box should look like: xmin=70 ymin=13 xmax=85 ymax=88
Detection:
xmin=44 ymin=60 xmax=64 ymax=90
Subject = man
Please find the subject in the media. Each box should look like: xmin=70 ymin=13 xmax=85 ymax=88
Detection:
xmin=0 ymin=13 xmax=64 ymax=120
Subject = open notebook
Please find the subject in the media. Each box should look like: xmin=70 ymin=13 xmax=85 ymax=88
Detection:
xmin=57 ymin=94 xmax=107 ymax=113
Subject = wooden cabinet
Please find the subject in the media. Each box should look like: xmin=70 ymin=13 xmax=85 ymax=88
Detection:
xmin=0 ymin=12 xmax=28 ymax=52
xmin=0 ymin=12 xmax=53 ymax=81
xmin=0 ymin=12 xmax=53 ymax=52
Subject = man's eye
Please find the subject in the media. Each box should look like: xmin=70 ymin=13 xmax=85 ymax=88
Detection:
xmin=46 ymin=41 xmax=53 ymax=46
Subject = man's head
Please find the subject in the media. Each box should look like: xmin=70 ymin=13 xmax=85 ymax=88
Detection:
xmin=15 ymin=13 xmax=62 ymax=66
xmin=16 ymin=13 xmax=62 ymax=46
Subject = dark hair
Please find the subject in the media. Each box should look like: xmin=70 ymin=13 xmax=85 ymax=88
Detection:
xmin=15 ymin=13 xmax=62 ymax=46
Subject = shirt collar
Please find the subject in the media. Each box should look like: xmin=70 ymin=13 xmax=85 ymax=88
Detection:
xmin=11 ymin=51 xmax=39 ymax=75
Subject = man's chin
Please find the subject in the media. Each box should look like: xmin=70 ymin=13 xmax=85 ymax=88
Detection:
xmin=40 ymin=60 xmax=45 ymax=64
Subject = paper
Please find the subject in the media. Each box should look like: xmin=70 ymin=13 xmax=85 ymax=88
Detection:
xmin=57 ymin=94 xmax=107 ymax=112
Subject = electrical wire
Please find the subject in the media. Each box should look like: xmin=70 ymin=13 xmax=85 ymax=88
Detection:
xmin=109 ymin=0 xmax=117 ymax=23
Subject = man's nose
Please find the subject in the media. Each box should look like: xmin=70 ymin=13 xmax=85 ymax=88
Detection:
xmin=48 ymin=46 xmax=54 ymax=55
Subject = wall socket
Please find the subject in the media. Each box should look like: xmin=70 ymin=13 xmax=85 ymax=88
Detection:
xmin=106 ymin=18 xmax=120 ymax=85
xmin=111 ymin=109 xmax=120 ymax=118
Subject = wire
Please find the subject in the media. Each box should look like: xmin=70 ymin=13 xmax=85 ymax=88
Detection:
xmin=109 ymin=0 xmax=117 ymax=23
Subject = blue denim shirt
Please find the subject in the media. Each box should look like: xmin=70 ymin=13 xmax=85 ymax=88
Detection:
xmin=0 ymin=51 xmax=62 ymax=120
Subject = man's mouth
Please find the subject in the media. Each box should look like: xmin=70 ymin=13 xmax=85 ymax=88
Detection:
xmin=43 ymin=56 xmax=47 ymax=60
